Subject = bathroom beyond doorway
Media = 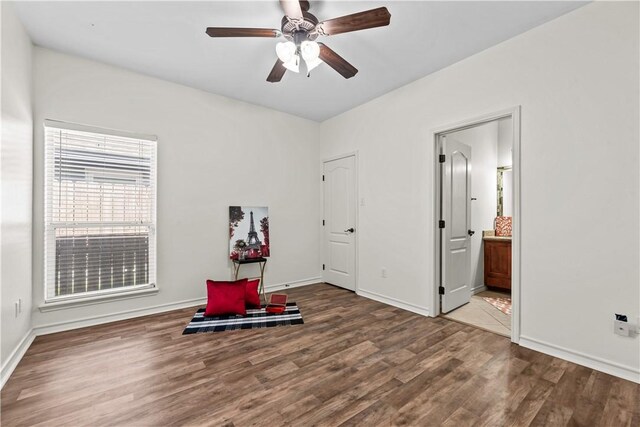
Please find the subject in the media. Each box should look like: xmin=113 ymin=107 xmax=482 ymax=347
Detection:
xmin=444 ymin=290 xmax=512 ymax=336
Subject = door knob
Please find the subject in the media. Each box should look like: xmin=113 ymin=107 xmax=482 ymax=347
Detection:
xmin=468 ymin=229 xmax=475 ymax=236
xmin=344 ymin=228 xmax=355 ymax=233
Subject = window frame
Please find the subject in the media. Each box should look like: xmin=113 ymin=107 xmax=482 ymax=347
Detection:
xmin=42 ymin=119 xmax=158 ymax=307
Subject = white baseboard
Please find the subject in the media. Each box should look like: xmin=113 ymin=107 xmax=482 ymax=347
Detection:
xmin=31 ymin=279 xmax=320 ymax=336
xmin=472 ymin=285 xmax=488 ymax=295
xmin=33 ymin=297 xmax=207 ymax=336
xmin=357 ymin=288 xmax=430 ymax=317
xmin=519 ymin=335 xmax=640 ymax=384
xmin=1 ymin=329 xmax=36 ymax=389
xmin=264 ymin=277 xmax=321 ymax=293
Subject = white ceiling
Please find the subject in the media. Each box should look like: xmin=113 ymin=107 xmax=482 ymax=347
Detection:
xmin=14 ymin=1 xmax=587 ymax=122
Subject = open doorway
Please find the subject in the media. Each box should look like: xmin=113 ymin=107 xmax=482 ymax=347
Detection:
xmin=434 ymin=108 xmax=520 ymax=341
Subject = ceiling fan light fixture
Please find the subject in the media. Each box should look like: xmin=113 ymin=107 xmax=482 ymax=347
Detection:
xmin=275 ymin=41 xmax=296 ymax=62
xmin=283 ymin=53 xmax=300 ymax=73
xmin=207 ymin=2 xmax=391 ymax=83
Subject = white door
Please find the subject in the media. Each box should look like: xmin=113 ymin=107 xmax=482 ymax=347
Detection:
xmin=323 ymin=155 xmax=356 ymax=291
xmin=440 ymin=137 xmax=472 ymax=313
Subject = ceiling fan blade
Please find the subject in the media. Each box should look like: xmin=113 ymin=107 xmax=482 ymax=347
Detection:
xmin=206 ymin=27 xmax=280 ymax=38
xmin=317 ymin=7 xmax=391 ymax=36
xmin=279 ymin=0 xmax=303 ymax=20
xmin=267 ymin=59 xmax=287 ymax=83
xmin=318 ymin=43 xmax=358 ymax=79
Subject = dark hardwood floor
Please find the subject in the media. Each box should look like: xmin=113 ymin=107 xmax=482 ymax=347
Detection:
xmin=1 ymin=284 xmax=638 ymax=426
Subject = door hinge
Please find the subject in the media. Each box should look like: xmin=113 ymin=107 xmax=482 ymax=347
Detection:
xmin=438 ymin=220 xmax=445 ymax=229
xmin=439 ymin=154 xmax=446 ymax=163
xmin=439 ymin=286 xmax=445 ymax=295
xmin=322 ymin=175 xmax=325 ymax=181
xmin=322 ymin=264 xmax=325 ymax=270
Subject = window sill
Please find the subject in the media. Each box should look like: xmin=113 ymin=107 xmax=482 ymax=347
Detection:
xmin=39 ymin=286 xmax=159 ymax=312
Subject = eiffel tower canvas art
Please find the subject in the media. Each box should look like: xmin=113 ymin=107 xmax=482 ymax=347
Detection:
xmin=229 ymin=206 xmax=270 ymax=260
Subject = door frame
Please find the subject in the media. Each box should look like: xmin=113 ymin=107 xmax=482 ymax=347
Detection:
xmin=432 ymin=107 xmax=521 ymax=344
xmin=321 ymin=151 xmax=359 ymax=293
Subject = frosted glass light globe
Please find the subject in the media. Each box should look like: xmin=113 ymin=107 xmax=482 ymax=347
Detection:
xmin=275 ymin=41 xmax=296 ymax=62
xmin=300 ymin=40 xmax=320 ymax=61
xmin=283 ymin=54 xmax=300 ymax=73
xmin=304 ymin=57 xmax=322 ymax=75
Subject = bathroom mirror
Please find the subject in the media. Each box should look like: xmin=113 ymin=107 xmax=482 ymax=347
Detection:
xmin=497 ymin=166 xmax=513 ymax=217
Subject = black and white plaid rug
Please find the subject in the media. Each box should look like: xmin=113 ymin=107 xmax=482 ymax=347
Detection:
xmin=182 ymin=303 xmax=304 ymax=334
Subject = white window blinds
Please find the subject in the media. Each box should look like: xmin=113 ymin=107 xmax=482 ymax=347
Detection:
xmin=44 ymin=120 xmax=157 ymax=302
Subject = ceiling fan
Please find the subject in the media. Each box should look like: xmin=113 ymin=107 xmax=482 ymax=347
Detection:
xmin=206 ymin=0 xmax=391 ymax=82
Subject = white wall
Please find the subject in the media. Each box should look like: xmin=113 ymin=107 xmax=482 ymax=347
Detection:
xmin=497 ymin=118 xmax=513 ymax=168
xmin=502 ymin=169 xmax=513 ymax=217
xmin=497 ymin=118 xmax=513 ymax=216
xmin=319 ymin=2 xmax=639 ymax=381
xmin=447 ymin=121 xmax=498 ymax=290
xmin=1 ymin=2 xmax=34 ymax=380
xmin=31 ymin=48 xmax=321 ymax=330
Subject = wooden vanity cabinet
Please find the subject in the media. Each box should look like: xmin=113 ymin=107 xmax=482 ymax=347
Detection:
xmin=483 ymin=239 xmax=512 ymax=290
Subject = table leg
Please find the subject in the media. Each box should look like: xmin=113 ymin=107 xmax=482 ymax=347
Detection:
xmin=259 ymin=261 xmax=266 ymax=305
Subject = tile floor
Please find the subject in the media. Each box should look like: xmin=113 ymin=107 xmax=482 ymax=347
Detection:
xmin=443 ymin=290 xmax=511 ymax=337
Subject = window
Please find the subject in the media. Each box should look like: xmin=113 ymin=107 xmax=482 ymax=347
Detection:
xmin=44 ymin=120 xmax=157 ymax=303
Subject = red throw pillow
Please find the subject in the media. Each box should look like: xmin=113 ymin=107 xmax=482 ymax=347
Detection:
xmin=245 ymin=279 xmax=261 ymax=309
xmin=205 ymin=279 xmax=247 ymax=316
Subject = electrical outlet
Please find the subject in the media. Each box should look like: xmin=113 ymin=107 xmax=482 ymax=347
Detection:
xmin=614 ymin=320 xmax=630 ymax=337
xmin=381 ymin=268 xmax=387 ymax=278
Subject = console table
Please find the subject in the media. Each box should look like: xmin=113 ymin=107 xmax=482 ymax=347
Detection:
xmin=232 ymin=257 xmax=267 ymax=303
